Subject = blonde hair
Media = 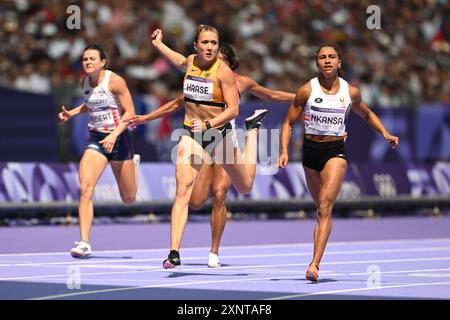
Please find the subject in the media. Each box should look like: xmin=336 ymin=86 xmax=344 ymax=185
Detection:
xmin=194 ymin=24 xmax=219 ymax=43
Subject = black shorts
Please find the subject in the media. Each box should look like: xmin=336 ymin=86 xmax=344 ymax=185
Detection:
xmin=86 ymin=130 xmax=134 ymax=161
xmin=181 ymin=122 xmax=235 ymax=155
xmin=302 ymin=137 xmax=347 ymax=172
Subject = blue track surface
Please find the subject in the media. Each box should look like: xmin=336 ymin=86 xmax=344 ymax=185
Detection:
xmin=1 ymin=216 xmax=449 ymax=300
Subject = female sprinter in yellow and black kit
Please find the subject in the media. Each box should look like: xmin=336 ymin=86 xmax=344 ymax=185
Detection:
xmin=124 ymin=25 xmax=268 ymax=269
xmin=180 ymin=48 xmax=239 ymax=154
xmin=148 ymin=29 xmax=295 ymax=268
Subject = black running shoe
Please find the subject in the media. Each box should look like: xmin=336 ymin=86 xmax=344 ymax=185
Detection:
xmin=163 ymin=250 xmax=181 ymax=269
xmin=245 ymin=109 xmax=268 ymax=130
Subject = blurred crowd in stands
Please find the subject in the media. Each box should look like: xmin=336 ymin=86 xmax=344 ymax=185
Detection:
xmin=0 ymin=0 xmax=449 ymax=110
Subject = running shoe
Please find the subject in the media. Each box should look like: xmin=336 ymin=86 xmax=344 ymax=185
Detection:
xmin=208 ymin=252 xmax=221 ymax=268
xmin=163 ymin=250 xmax=181 ymax=269
xmin=245 ymin=109 xmax=268 ymax=130
xmin=133 ymin=154 xmax=141 ymax=166
xmin=70 ymin=241 xmax=92 ymax=258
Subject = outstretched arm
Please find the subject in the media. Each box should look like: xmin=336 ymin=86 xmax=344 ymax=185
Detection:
xmin=123 ymin=95 xmax=185 ymax=125
xmin=58 ymin=77 xmax=88 ymax=124
xmin=350 ymin=85 xmax=399 ymax=149
xmin=151 ymin=28 xmax=188 ymax=72
xmin=58 ymin=103 xmax=87 ymax=124
xmin=277 ymin=83 xmax=310 ymax=168
xmin=237 ymin=74 xmax=295 ymax=102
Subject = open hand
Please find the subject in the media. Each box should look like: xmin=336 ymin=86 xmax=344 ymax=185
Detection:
xmin=122 ymin=115 xmax=146 ymax=125
xmin=190 ymin=118 xmax=204 ymax=132
xmin=99 ymin=134 xmax=117 ymax=154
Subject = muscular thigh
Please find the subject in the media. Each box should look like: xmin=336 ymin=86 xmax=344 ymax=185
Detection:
xmin=110 ymin=159 xmax=136 ymax=194
xmin=79 ymin=149 xmax=109 ymax=186
xmin=176 ymin=135 xmax=208 ymax=170
xmin=318 ymin=158 xmax=347 ymax=203
xmin=209 ymin=130 xmax=249 ymax=191
xmin=190 ymin=162 xmax=214 ymax=205
xmin=213 ymin=129 xmax=239 ymax=166
xmin=303 ymin=165 xmax=321 ymax=205
xmin=176 ymin=135 xmax=208 ymax=188
xmin=212 ymin=164 xmax=231 ymax=194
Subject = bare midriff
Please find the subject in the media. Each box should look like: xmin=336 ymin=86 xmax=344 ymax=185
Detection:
xmin=305 ymin=133 xmax=345 ymax=143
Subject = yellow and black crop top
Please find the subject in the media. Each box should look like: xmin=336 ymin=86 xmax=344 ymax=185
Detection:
xmin=183 ymin=57 xmax=226 ymax=108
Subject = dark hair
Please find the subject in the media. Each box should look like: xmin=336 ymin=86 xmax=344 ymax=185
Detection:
xmin=83 ymin=44 xmax=108 ymax=69
xmin=315 ymin=44 xmax=343 ymax=77
xmin=219 ymin=44 xmax=239 ymax=71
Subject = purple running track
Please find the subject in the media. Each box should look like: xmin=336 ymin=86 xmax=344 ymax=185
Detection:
xmin=0 ymin=216 xmax=449 ymax=300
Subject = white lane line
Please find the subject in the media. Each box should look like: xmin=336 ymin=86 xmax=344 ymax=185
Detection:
xmin=4 ymin=257 xmax=450 ymax=282
xmin=408 ymin=274 xmax=450 ymax=278
xmin=2 ymin=237 xmax=450 ymax=257
xmin=29 ymin=275 xmax=450 ymax=300
xmin=0 ymin=270 xmax=152 ymax=282
xmin=28 ymin=275 xmax=314 ymax=300
xmin=2 ymin=245 xmax=450 ymax=268
xmin=349 ymin=268 xmax=450 ymax=276
xmin=1 ymin=243 xmax=306 ymax=257
xmin=267 ymin=281 xmax=450 ymax=300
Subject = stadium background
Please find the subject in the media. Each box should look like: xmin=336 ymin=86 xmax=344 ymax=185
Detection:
xmin=0 ymin=0 xmax=449 ymax=223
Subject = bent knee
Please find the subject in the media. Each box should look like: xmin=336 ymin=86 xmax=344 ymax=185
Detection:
xmin=176 ymin=181 xmax=195 ymax=199
xmin=121 ymin=193 xmax=136 ymax=204
xmin=236 ymin=185 xmax=252 ymax=194
xmin=79 ymin=184 xmax=95 ymax=199
xmin=212 ymin=190 xmax=228 ymax=205
xmin=189 ymin=198 xmax=206 ymax=210
xmin=317 ymin=200 xmax=334 ymax=218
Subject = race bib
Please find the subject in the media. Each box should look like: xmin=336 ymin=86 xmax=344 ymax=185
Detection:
xmin=306 ymin=106 xmax=346 ymax=132
xmin=89 ymin=109 xmax=115 ymax=126
xmin=184 ymin=76 xmax=214 ymax=101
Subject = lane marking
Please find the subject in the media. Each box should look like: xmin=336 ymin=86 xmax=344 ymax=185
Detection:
xmin=2 ymin=237 xmax=450 ymax=257
xmin=4 ymin=257 xmax=450 ymax=283
xmin=267 ymin=281 xmax=450 ymax=300
xmin=2 ymin=246 xmax=450 ymax=268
